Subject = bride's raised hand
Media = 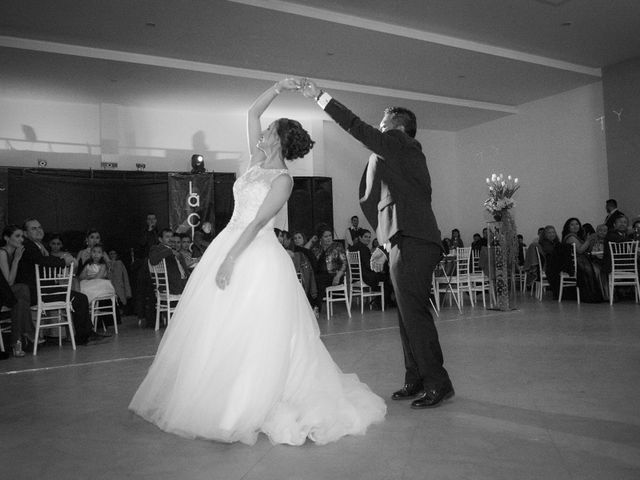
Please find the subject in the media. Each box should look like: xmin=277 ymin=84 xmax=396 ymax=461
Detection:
xmin=215 ymin=257 xmax=235 ymax=290
xmin=276 ymin=77 xmax=302 ymax=93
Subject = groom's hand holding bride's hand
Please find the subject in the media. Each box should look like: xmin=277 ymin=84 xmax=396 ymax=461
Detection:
xmin=216 ymin=257 xmax=235 ymax=290
xmin=300 ymin=78 xmax=320 ymax=99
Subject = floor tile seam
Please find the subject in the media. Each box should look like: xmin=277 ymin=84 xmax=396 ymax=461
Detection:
xmin=0 ymin=355 xmax=155 ymax=376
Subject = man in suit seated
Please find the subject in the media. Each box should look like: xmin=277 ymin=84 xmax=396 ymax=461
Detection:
xmin=348 ymin=229 xmax=391 ymax=305
xmin=16 ymin=218 xmax=108 ymax=346
xmin=148 ymin=229 xmax=189 ymax=294
xmin=604 ymin=215 xmax=631 ymax=273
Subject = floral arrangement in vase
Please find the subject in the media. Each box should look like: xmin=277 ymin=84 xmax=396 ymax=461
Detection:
xmin=484 ymin=173 xmax=519 ymax=221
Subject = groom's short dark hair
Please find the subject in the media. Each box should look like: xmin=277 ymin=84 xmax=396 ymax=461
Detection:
xmin=384 ymin=107 xmax=417 ymax=138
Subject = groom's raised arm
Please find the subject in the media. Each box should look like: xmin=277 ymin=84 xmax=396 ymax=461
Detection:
xmin=303 ymin=84 xmax=406 ymax=162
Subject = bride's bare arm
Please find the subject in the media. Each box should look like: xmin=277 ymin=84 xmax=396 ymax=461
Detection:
xmin=247 ymin=78 xmax=301 ymax=166
xmin=216 ymin=174 xmax=293 ymax=289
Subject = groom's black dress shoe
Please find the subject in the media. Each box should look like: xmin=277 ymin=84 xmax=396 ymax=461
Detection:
xmin=410 ymin=381 xmax=454 ymax=409
xmin=391 ymin=384 xmax=424 ymax=400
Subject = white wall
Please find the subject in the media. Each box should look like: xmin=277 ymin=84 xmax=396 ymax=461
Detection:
xmin=454 ymin=83 xmax=608 ymax=244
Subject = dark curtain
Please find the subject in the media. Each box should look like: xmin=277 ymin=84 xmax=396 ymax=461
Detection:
xmin=8 ymin=168 xmax=169 ymax=258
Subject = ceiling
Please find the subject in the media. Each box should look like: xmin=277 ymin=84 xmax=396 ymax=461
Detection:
xmin=1 ymin=0 xmax=639 ymax=131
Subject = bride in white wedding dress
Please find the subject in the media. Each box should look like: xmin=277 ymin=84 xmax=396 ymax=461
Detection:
xmin=129 ymin=78 xmax=386 ymax=446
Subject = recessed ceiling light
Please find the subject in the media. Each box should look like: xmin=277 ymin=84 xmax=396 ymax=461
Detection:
xmin=561 ymin=21 xmax=573 ymax=27
xmin=457 ymin=75 xmax=466 ymax=79
xmin=327 ymin=51 xmax=335 ymax=56
xmin=145 ymin=22 xmax=156 ymax=27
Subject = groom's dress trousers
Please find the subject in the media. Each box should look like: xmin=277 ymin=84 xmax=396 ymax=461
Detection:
xmin=321 ymin=96 xmax=451 ymax=389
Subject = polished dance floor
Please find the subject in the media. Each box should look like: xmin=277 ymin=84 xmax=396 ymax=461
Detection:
xmin=1 ymin=294 xmax=639 ymax=480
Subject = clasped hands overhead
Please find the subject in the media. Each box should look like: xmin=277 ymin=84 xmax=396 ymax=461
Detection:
xmin=276 ymin=77 xmax=321 ymax=99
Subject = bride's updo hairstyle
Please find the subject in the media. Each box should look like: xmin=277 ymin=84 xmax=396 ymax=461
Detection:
xmin=275 ymin=118 xmax=315 ymax=160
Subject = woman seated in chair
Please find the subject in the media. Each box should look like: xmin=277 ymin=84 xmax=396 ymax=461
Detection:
xmin=76 ymin=229 xmax=109 ymax=271
xmin=311 ymin=227 xmax=346 ymax=314
xmin=0 ymin=225 xmax=35 ymax=357
xmin=78 ymin=244 xmax=116 ymax=304
xmin=348 ymin=229 xmax=391 ymax=308
xmin=47 ymin=234 xmax=67 ymax=259
xmin=539 ymin=225 xmax=562 ymax=299
xmin=561 ymin=218 xmax=607 ymax=302
xmin=282 ymin=231 xmax=317 ymax=308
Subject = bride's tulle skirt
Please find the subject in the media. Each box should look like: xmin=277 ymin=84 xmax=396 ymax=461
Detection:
xmin=129 ymin=226 xmax=386 ymax=445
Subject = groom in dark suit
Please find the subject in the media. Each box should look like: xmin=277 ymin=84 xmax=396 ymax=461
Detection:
xmin=302 ymin=79 xmax=454 ymax=408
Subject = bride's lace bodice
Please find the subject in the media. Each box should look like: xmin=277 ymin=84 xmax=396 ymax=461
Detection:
xmin=226 ymin=164 xmax=290 ymax=231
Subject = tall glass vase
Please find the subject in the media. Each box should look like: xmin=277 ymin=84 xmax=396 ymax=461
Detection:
xmin=487 ymin=209 xmax=518 ymax=311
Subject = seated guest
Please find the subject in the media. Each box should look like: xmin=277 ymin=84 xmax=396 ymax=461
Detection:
xmin=281 ymin=230 xmax=293 ymax=250
xmin=76 ymin=229 xmax=109 ymax=271
xmin=178 ymin=234 xmax=198 ymax=269
xmin=561 ymin=217 xmax=607 ymax=302
xmin=273 ymin=228 xmax=284 ymax=245
xmin=539 ymin=225 xmax=562 ymax=298
xmin=283 ymin=232 xmax=317 ymax=308
xmin=0 ymin=225 xmax=35 ymax=357
xmin=524 ymin=227 xmax=546 ymax=274
xmin=47 ymin=234 xmax=67 ymax=258
xmin=471 ymin=233 xmax=483 ymax=252
xmin=480 ymin=227 xmax=489 ymax=247
xmin=631 ymin=219 xmax=640 ymax=242
xmin=149 ymin=229 xmax=189 ymax=294
xmin=590 ymin=224 xmax=609 ymax=256
xmin=348 ymin=229 xmax=391 ymax=306
xmin=107 ymin=249 xmax=132 ymax=308
xmin=450 ymin=229 xmax=464 ymax=249
xmin=441 ymin=237 xmax=452 ymax=255
xmin=517 ymin=234 xmax=526 ymax=266
xmin=292 ymin=231 xmax=316 ymax=269
xmin=604 ymin=215 xmax=631 ymax=272
xmin=582 ymin=223 xmax=596 ymax=236
xmin=191 ymin=221 xmax=213 ymax=258
xmin=312 ymin=227 xmax=347 ymax=313
xmin=78 ymin=244 xmax=116 ymax=304
xmin=604 ymin=199 xmax=625 ymax=231
xmin=16 ymin=218 xmax=106 ymax=345
xmin=344 ymin=215 xmax=364 ymax=248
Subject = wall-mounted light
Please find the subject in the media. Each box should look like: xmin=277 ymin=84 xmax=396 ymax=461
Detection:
xmin=101 ymin=162 xmax=118 ymax=169
xmin=136 ymin=163 xmax=146 ymax=171
xmin=37 ymin=159 xmax=47 ymax=168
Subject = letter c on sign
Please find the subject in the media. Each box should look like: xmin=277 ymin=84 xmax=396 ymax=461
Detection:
xmin=187 ymin=213 xmax=201 ymax=227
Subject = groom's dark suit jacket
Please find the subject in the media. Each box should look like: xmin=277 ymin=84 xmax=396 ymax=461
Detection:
xmin=324 ymin=99 xmax=441 ymax=246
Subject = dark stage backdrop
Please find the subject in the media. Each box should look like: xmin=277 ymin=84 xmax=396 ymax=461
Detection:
xmin=7 ymin=168 xmax=235 ymax=259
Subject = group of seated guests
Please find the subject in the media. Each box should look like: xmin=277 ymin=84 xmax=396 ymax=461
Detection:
xmin=438 ymin=199 xmax=638 ymax=304
xmin=275 ymin=215 xmax=391 ymax=318
xmin=0 ymin=219 xmax=131 ymax=358
xmin=0 ymin=213 xmax=215 ymax=356
xmin=521 ymin=200 xmax=639 ymax=303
